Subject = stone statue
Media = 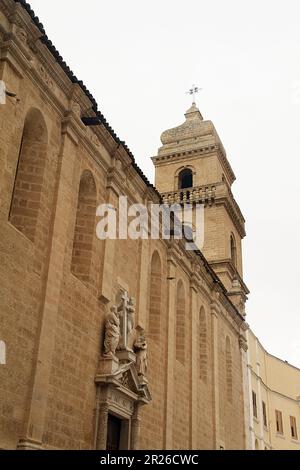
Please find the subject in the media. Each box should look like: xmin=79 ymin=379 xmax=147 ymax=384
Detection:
xmin=127 ymin=297 xmax=136 ymax=350
xmin=134 ymin=330 xmax=148 ymax=379
xmin=103 ymin=305 xmax=120 ymax=358
xmin=117 ymin=290 xmax=136 ymax=351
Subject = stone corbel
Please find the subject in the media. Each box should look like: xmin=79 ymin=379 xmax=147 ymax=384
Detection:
xmin=239 ymin=334 xmax=248 ymax=352
xmin=210 ymin=289 xmax=221 ymax=318
xmin=16 ymin=438 xmax=44 ymax=451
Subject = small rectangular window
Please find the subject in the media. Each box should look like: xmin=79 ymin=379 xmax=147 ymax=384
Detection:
xmin=252 ymin=391 xmax=257 ymax=418
xmin=262 ymin=401 xmax=267 ymax=427
xmin=290 ymin=416 xmax=298 ymax=440
xmin=275 ymin=410 xmax=283 ymax=435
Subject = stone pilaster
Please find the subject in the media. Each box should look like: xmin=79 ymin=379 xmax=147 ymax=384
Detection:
xmin=136 ymin=238 xmax=150 ymax=328
xmin=189 ymin=276 xmax=198 ymax=449
xmin=131 ymin=403 xmax=142 ymax=450
xmin=211 ymin=299 xmax=221 ymax=449
xmin=98 ymin=169 xmax=119 ymax=303
xmin=163 ymin=251 xmax=177 ymax=449
xmin=240 ymin=324 xmax=252 ymax=449
xmin=96 ymin=404 xmax=109 ymax=450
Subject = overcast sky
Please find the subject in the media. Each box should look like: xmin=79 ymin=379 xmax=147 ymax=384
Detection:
xmin=28 ymin=0 xmax=300 ymax=367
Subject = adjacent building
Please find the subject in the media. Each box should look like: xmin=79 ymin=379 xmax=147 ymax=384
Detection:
xmin=247 ymin=329 xmax=300 ymax=450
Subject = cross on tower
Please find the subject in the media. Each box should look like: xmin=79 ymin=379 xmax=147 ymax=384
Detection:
xmin=187 ymin=84 xmax=202 ymax=105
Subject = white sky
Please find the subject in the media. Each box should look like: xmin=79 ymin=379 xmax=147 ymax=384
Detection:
xmin=27 ymin=0 xmax=300 ymax=367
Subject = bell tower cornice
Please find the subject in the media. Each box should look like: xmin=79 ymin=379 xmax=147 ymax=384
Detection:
xmin=152 ymin=103 xmax=248 ymax=293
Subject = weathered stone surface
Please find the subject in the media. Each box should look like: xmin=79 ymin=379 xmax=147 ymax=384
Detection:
xmin=0 ymin=0 xmax=247 ymax=451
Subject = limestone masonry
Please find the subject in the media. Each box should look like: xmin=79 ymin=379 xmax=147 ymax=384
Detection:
xmin=0 ymin=0 xmax=250 ymax=450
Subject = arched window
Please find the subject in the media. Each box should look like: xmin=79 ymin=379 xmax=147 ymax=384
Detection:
xmin=199 ymin=307 xmax=207 ymax=382
xmin=9 ymin=108 xmax=48 ymax=241
xmin=230 ymin=234 xmax=237 ymax=268
xmin=176 ymin=280 xmax=186 ymax=364
xmin=225 ymin=336 xmax=233 ymax=403
xmin=149 ymin=251 xmax=162 ymax=341
xmin=178 ymin=168 xmax=193 ymax=189
xmin=71 ymin=170 xmax=97 ymax=284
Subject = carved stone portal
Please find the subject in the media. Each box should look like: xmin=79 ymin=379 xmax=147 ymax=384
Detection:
xmin=95 ymin=290 xmax=151 ymax=450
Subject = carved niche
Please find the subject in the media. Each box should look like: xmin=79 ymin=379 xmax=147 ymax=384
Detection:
xmin=94 ymin=289 xmax=151 ymax=450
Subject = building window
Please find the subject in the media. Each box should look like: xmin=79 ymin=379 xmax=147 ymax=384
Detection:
xmin=230 ymin=234 xmax=237 ymax=268
xmin=262 ymin=401 xmax=267 ymax=427
xmin=252 ymin=391 xmax=257 ymax=418
xmin=225 ymin=336 xmax=233 ymax=403
xmin=71 ymin=170 xmax=97 ymax=284
xmin=176 ymin=280 xmax=186 ymax=364
xmin=275 ymin=410 xmax=284 ymax=435
xmin=178 ymin=168 xmax=193 ymax=189
xmin=290 ymin=416 xmax=298 ymax=440
xmin=9 ymin=108 xmax=48 ymax=242
xmin=149 ymin=251 xmax=162 ymax=342
xmin=199 ymin=307 xmax=207 ymax=383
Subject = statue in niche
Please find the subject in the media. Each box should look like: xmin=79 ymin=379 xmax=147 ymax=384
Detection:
xmin=103 ymin=305 xmax=120 ymax=358
xmin=117 ymin=290 xmax=136 ymax=351
xmin=127 ymin=296 xmax=136 ymax=350
xmin=134 ymin=329 xmax=148 ymax=380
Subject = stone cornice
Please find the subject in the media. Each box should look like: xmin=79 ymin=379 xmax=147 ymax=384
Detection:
xmin=209 ymin=259 xmax=250 ymax=295
xmin=152 ymin=144 xmax=236 ymax=186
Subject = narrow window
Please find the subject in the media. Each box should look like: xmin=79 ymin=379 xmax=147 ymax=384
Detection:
xmin=176 ymin=280 xmax=186 ymax=364
xmin=199 ymin=307 xmax=207 ymax=383
xmin=226 ymin=336 xmax=233 ymax=402
xmin=230 ymin=234 xmax=237 ymax=268
xmin=178 ymin=168 xmax=193 ymax=189
xmin=149 ymin=251 xmax=162 ymax=341
xmin=275 ymin=410 xmax=284 ymax=434
xmin=262 ymin=401 xmax=267 ymax=427
xmin=290 ymin=416 xmax=298 ymax=439
xmin=9 ymin=108 xmax=48 ymax=241
xmin=252 ymin=391 xmax=257 ymax=418
xmin=71 ymin=170 xmax=96 ymax=284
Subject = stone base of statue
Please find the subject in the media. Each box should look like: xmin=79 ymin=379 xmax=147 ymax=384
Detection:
xmin=16 ymin=438 xmax=44 ymax=450
xmin=116 ymin=349 xmax=136 ymax=364
xmin=97 ymin=355 xmax=119 ymax=375
xmin=138 ymin=374 xmax=148 ymax=386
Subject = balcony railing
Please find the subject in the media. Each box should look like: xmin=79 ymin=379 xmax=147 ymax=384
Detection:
xmin=161 ymin=184 xmax=219 ymax=205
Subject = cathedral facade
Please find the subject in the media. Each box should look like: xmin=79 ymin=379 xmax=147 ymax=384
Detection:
xmin=0 ymin=0 xmax=249 ymax=450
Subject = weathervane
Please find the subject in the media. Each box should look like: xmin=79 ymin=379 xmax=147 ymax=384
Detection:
xmin=186 ymin=84 xmax=202 ymax=105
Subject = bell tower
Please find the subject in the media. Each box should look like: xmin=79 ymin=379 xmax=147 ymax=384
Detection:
xmin=152 ymin=102 xmax=249 ymax=314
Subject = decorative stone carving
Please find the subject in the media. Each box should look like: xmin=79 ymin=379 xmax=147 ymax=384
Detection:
xmin=16 ymin=27 xmax=27 ymax=44
xmin=120 ymin=370 xmax=129 ymax=388
xmin=91 ymin=132 xmax=100 ymax=147
xmin=71 ymin=101 xmax=81 ymax=118
xmin=239 ymin=334 xmax=248 ymax=352
xmin=37 ymin=63 xmax=54 ymax=90
xmin=103 ymin=305 xmax=120 ymax=358
xmin=117 ymin=291 xmax=136 ymax=351
xmin=95 ymin=289 xmax=151 ymax=449
xmin=134 ymin=329 xmax=148 ymax=384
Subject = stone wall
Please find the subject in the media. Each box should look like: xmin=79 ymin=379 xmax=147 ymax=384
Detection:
xmin=0 ymin=0 xmax=246 ymax=450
